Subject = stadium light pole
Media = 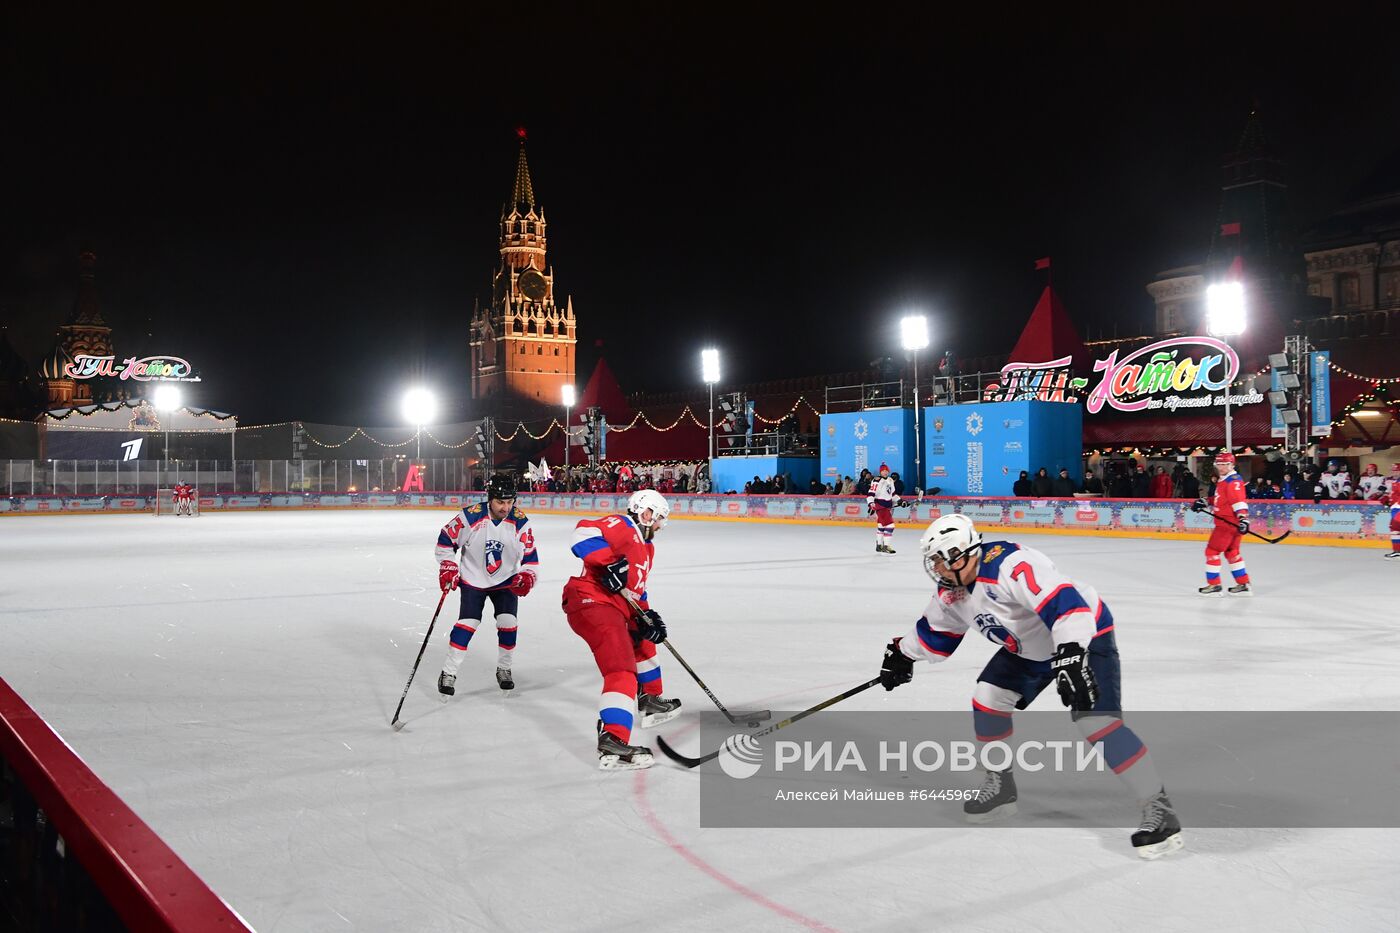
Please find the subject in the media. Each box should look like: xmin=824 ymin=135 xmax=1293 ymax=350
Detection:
xmin=701 ymin=348 xmax=721 ymax=463
xmin=401 ymin=387 xmax=437 ymax=461
xmin=1206 ymin=282 xmax=1246 ymax=452
xmin=900 ymin=315 xmax=930 ymax=494
xmin=153 ymin=384 xmax=182 ymax=469
xmin=562 ymin=383 xmax=576 ymax=490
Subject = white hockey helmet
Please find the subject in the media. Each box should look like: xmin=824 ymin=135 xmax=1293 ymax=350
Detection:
xmin=919 ymin=514 xmax=984 ymax=584
xmin=627 ymin=489 xmax=670 ymax=539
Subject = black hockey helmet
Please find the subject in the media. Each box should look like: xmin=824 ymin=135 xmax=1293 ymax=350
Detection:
xmin=485 ymin=473 xmax=517 ymax=501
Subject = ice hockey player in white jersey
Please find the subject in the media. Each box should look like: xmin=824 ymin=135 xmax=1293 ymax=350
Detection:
xmin=866 ymin=463 xmax=905 ymax=554
xmin=1320 ymin=461 xmax=1352 ymax=500
xmin=434 ymin=474 xmax=539 ymax=695
xmin=1357 ymin=464 xmax=1387 ymax=501
xmin=877 ymin=514 xmax=1184 ymax=859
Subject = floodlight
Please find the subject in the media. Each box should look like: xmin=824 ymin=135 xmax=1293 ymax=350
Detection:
xmin=900 ymin=315 xmax=930 ymax=351
xmin=1206 ymin=282 xmax=1246 ymax=337
xmin=701 ymin=348 xmax=721 ymax=385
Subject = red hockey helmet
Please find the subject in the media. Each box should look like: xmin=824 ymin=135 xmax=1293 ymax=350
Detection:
xmin=878 ymin=462 xmax=890 ymax=475
xmin=1215 ymin=452 xmax=1236 ymax=465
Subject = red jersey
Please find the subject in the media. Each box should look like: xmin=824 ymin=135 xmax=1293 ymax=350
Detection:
xmin=564 ymin=514 xmax=655 ymax=616
xmin=1213 ymin=471 xmax=1248 ymax=518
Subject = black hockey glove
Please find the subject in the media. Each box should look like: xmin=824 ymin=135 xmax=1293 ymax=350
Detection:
xmin=880 ymin=638 xmax=914 ymax=691
xmin=1190 ymin=498 xmax=1209 ymax=513
xmin=601 ymin=557 xmax=629 ymax=594
xmin=1237 ymin=517 xmax=1250 ymax=534
xmin=1051 ymin=642 xmax=1097 ymax=712
xmin=637 ymin=608 xmax=667 ymax=644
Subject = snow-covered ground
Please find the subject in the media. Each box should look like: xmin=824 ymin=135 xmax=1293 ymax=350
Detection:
xmin=2 ymin=510 xmax=1396 ymax=932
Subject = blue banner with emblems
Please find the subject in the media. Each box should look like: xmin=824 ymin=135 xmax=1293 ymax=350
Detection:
xmin=922 ymin=400 xmax=1082 ymax=497
xmin=819 ymin=409 xmax=915 ymax=489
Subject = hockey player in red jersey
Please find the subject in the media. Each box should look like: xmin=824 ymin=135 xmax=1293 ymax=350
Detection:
xmin=1190 ymin=452 xmax=1251 ymax=596
xmin=174 ymin=481 xmax=196 ymax=516
xmin=563 ymin=489 xmax=681 ymax=770
xmin=1386 ymin=473 xmax=1400 ymax=561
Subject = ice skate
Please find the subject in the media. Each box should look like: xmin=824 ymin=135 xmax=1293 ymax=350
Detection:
xmin=496 ymin=667 xmax=515 ymax=691
xmin=437 ymin=671 xmax=456 ymax=697
xmin=884 ymin=544 xmax=896 ymax=554
xmin=963 ymin=768 xmax=1017 ymax=823
xmin=597 ymin=724 xmax=654 ymax=770
xmin=1132 ymin=788 xmax=1184 ymax=860
xmin=1385 ymin=551 xmax=1400 ymax=560
xmin=875 ymin=542 xmax=887 ymax=554
xmin=1197 ymin=584 xmax=1224 ymax=598
xmin=638 ymin=692 xmax=682 ymax=727
xmin=1227 ymin=583 xmax=1253 ymax=596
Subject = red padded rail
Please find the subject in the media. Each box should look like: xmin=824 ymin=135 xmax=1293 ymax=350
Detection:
xmin=0 ymin=678 xmax=252 ymax=932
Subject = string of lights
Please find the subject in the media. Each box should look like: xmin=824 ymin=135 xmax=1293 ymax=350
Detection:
xmin=1328 ymin=383 xmax=1397 ymax=430
xmin=1326 ymin=361 xmax=1400 ymax=384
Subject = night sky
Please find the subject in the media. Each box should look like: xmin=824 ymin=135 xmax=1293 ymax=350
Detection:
xmin=4 ymin=5 xmax=1399 ymax=425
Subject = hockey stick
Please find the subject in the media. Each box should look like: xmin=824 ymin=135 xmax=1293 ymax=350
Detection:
xmin=656 ymin=676 xmax=882 ymax=769
xmin=1200 ymin=508 xmax=1292 ymax=544
xmin=390 ymin=589 xmax=450 ymax=731
xmin=621 ymin=593 xmax=771 ymax=725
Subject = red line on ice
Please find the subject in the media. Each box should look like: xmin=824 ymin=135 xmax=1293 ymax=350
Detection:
xmin=633 ymin=681 xmax=847 ymax=933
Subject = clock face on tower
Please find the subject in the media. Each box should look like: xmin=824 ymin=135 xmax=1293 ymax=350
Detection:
xmin=518 ymin=269 xmax=547 ymax=301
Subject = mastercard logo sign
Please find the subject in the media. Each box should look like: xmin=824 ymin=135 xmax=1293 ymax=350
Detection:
xmin=1297 ymin=516 xmax=1314 ymax=527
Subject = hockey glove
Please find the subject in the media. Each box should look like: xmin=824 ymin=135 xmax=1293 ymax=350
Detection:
xmin=880 ymin=638 xmax=914 ymax=691
xmin=601 ymin=557 xmax=629 ymax=594
xmin=507 ymin=571 xmax=536 ymax=597
xmin=1236 ymin=517 xmax=1250 ymax=534
xmin=1190 ymin=498 xmax=1209 ymax=513
xmin=1051 ymin=642 xmax=1097 ymax=711
xmin=637 ymin=609 xmax=667 ymax=644
xmin=438 ymin=560 xmax=460 ymax=593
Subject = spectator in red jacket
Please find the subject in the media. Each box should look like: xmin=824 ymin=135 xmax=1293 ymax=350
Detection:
xmin=1149 ymin=466 xmax=1173 ymax=499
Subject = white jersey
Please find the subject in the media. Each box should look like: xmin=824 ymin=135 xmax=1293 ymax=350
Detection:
xmin=868 ymin=477 xmax=896 ymax=508
xmin=1321 ymin=470 xmax=1351 ymax=499
xmin=1357 ymin=474 xmax=1386 ymax=500
xmin=434 ymin=501 xmax=539 ymax=590
xmin=898 ymin=540 xmax=1111 ymax=666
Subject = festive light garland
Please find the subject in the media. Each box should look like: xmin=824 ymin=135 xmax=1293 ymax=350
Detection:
xmin=1329 ymin=383 xmax=1398 ymax=430
xmin=1326 ymin=361 xmax=1400 ymax=384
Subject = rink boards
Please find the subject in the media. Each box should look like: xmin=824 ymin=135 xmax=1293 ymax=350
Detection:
xmin=0 ymin=490 xmax=1390 ymax=547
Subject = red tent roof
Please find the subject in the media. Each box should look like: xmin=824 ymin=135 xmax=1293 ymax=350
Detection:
xmin=578 ymin=357 xmax=631 ymax=423
xmin=1006 ymin=286 xmax=1090 ymax=371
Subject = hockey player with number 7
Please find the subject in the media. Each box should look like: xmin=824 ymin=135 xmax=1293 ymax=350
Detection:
xmin=877 ymin=515 xmax=1184 ymax=859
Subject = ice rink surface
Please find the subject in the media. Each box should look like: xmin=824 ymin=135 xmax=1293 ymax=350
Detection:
xmin=2 ymin=509 xmax=1398 ymax=932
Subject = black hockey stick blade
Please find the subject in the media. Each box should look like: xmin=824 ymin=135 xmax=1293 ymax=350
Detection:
xmin=656 ymin=676 xmax=882 ymax=769
xmin=656 ymin=735 xmax=717 ymax=768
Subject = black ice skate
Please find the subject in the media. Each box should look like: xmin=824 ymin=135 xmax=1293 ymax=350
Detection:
xmin=1132 ymin=788 xmax=1185 ymax=860
xmin=964 ymin=768 xmax=1018 ymax=823
xmin=638 ymin=692 xmax=682 ymax=728
xmin=1197 ymin=584 xmax=1224 ymax=598
xmin=496 ymin=667 xmax=515 ymax=691
xmin=1386 ymin=551 xmax=1400 ymax=561
xmin=597 ymin=723 xmax=654 ymax=771
xmin=437 ymin=671 xmax=456 ymax=697
xmin=875 ymin=543 xmax=886 ymax=554
xmin=1227 ymin=583 xmax=1253 ymax=596
xmin=884 ymin=543 xmax=897 ymax=554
